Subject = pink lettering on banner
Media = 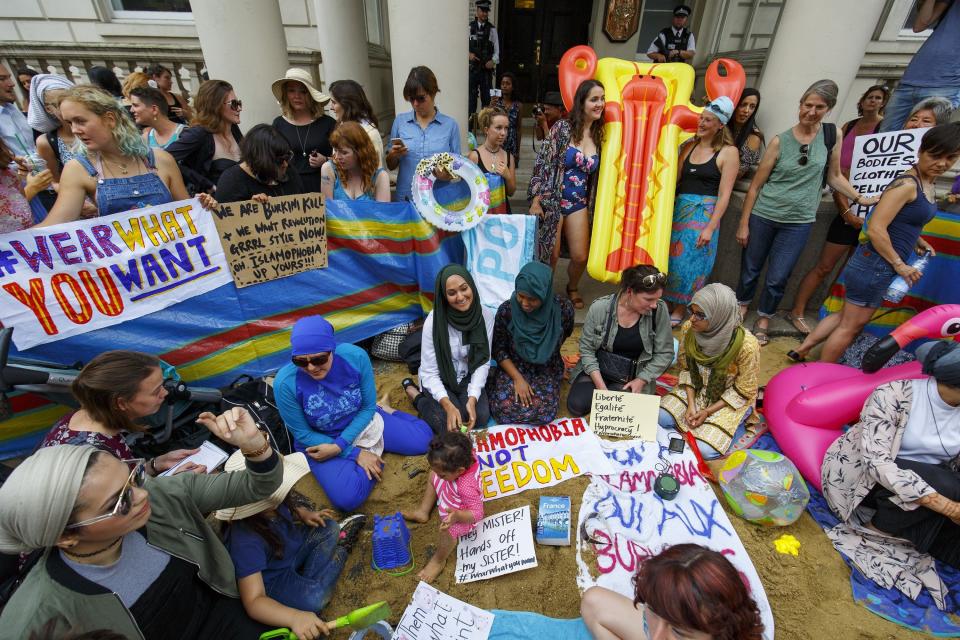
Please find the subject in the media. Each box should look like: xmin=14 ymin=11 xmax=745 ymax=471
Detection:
xmin=591 ymin=528 xmax=657 ymax=575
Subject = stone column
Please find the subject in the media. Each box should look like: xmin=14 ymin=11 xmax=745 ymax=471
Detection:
xmin=191 ymin=0 xmax=290 ymax=131
xmin=313 ymin=0 xmax=372 ymax=92
xmin=386 ymin=0 xmax=468 ymax=147
xmin=756 ymin=0 xmax=886 ymax=136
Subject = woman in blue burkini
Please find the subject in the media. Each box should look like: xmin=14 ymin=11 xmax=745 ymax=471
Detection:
xmin=36 ymin=84 xmax=215 ymax=226
xmin=275 ymin=316 xmax=433 ymax=511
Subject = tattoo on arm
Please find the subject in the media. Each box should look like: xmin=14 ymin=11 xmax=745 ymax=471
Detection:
xmin=321 ymin=175 xmax=332 ymax=183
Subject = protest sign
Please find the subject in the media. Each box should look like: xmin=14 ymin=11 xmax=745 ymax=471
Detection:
xmin=213 ymin=193 xmax=326 ymax=287
xmin=394 ymin=581 xmax=494 ymax=640
xmin=575 ymin=434 xmax=774 ymax=639
xmin=849 ymin=127 xmax=930 ymax=218
xmin=0 ymin=198 xmax=231 ymax=350
xmin=589 ymin=389 xmax=659 ymax=440
xmin=455 ymin=505 xmax=538 ymax=583
xmin=463 ymin=214 xmax=537 ymax=313
xmin=474 ymin=419 xmax=615 ymax=500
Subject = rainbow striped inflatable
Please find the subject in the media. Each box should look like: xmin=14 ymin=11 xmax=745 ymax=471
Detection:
xmin=0 ymin=199 xmax=464 ymax=458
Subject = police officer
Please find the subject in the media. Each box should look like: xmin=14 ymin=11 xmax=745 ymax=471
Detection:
xmin=469 ymin=0 xmax=500 ymax=117
xmin=645 ymin=5 xmax=696 ymax=64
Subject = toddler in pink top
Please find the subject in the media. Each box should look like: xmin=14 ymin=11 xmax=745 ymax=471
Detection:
xmin=403 ymin=430 xmax=483 ymax=583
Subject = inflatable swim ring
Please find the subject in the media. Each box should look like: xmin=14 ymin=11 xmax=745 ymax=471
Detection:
xmin=557 ymin=46 xmax=745 ymax=282
xmin=412 ymin=153 xmax=490 ymax=232
xmin=765 ymin=304 xmax=960 ymax=490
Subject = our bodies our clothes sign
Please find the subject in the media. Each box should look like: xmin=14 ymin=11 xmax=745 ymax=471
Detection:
xmin=575 ymin=433 xmax=774 ymax=639
xmin=474 ymin=419 xmax=615 ymax=500
xmin=849 ymin=127 xmax=930 ymax=218
xmin=0 ymin=198 xmax=230 ymax=350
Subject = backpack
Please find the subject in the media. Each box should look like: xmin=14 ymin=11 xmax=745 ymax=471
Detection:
xmin=821 ymin=122 xmax=837 ymax=188
xmin=219 ymin=375 xmax=293 ymax=455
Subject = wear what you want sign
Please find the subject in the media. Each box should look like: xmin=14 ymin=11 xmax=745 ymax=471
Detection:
xmin=394 ymin=581 xmax=494 ymax=640
xmin=0 ymin=198 xmax=230 ymax=350
xmin=455 ymin=506 xmax=538 ymax=583
xmin=213 ymin=193 xmax=327 ymax=287
xmin=849 ymin=127 xmax=930 ymax=218
xmin=473 ymin=419 xmax=615 ymax=500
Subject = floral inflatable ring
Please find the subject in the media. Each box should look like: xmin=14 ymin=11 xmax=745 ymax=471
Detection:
xmin=412 ymin=152 xmax=490 ymax=231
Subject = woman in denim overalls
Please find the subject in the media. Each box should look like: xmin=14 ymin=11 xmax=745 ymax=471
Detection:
xmin=36 ymin=84 xmax=215 ymax=226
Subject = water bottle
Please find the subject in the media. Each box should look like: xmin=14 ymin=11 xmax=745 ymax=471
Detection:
xmin=884 ymin=251 xmax=931 ymax=303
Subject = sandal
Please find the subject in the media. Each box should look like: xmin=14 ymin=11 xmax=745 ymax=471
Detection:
xmin=401 ymin=378 xmax=420 ymax=394
xmin=786 ymin=313 xmax=812 ymax=335
xmin=786 ymin=350 xmax=806 ymax=363
xmin=752 ymin=320 xmax=770 ymax=347
xmin=566 ymin=285 xmax=584 ymax=310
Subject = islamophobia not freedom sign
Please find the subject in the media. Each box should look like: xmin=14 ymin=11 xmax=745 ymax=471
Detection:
xmin=0 ymin=198 xmax=231 ymax=350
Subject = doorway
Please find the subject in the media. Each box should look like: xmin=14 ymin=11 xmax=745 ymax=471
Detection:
xmin=496 ymin=0 xmax=594 ymax=105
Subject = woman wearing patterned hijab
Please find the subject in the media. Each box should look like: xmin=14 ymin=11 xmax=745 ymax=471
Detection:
xmin=403 ymin=264 xmax=495 ymax=433
xmin=659 ymin=283 xmax=761 ymax=458
xmin=487 ymin=261 xmax=574 ymax=425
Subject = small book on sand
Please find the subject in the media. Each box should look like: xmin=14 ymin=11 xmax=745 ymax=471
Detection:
xmin=536 ymin=495 xmax=571 ymax=546
xmin=160 ymin=440 xmax=229 ymax=476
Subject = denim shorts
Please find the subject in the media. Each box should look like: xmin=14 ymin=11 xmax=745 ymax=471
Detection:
xmin=842 ymin=244 xmax=896 ymax=308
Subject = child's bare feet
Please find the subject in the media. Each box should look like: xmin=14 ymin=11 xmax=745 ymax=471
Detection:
xmin=378 ymin=394 xmax=395 ymax=414
xmin=417 ymin=556 xmax=446 ymax=583
xmin=402 ymin=507 xmax=431 ymax=523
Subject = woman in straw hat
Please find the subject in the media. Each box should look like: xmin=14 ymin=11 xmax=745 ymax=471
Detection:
xmin=217 ymin=451 xmax=365 ymax=640
xmin=271 ymin=68 xmax=337 ymax=194
xmin=0 ymin=407 xmax=280 ymax=639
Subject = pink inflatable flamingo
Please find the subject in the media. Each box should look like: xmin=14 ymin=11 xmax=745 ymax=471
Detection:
xmin=765 ymin=304 xmax=960 ymax=491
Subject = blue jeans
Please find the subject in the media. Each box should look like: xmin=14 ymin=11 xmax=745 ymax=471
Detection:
xmin=265 ymin=519 xmax=345 ymax=612
xmin=658 ymin=408 xmax=749 ymax=459
xmin=879 ymin=84 xmax=960 ymax=132
xmin=736 ymin=215 xmax=813 ymax=317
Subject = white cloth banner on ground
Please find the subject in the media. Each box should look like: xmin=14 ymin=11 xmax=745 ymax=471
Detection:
xmin=849 ymin=127 xmax=930 ymax=218
xmin=0 ymin=198 xmax=230 ymax=350
xmin=455 ymin=505 xmax=538 ymax=583
xmin=575 ymin=431 xmax=775 ymax=639
xmin=394 ymin=581 xmax=495 ymax=640
xmin=463 ymin=214 xmax=537 ymax=313
xmin=474 ymin=419 xmax=616 ymax=501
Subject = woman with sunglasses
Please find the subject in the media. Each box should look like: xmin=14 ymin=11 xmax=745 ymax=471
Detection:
xmin=659 ymin=283 xmax=760 ymax=459
xmin=567 ymin=264 xmax=674 ymax=418
xmin=387 ymin=66 xmax=461 ymax=202
xmin=788 ymin=85 xmax=890 ymax=336
xmin=581 ymin=543 xmax=764 ymax=640
xmin=528 ymin=79 xmax=605 ymax=309
xmin=329 ymin=79 xmax=384 ymax=169
xmin=401 ymin=265 xmax=494 ymax=434
xmin=36 ymin=85 xmax=215 ymax=225
xmin=167 ymin=79 xmax=243 ymax=196
xmin=39 ymin=350 xmax=210 ymax=476
xmin=215 ymin=124 xmax=305 ymax=204
xmin=319 ymin=121 xmax=389 ymax=202
xmin=734 ymin=79 xmax=878 ymax=346
xmin=275 ymin=316 xmax=432 ymax=512
xmin=789 ymin=123 xmax=960 ymax=363
xmin=664 ymin=96 xmax=739 ymax=327
xmin=0 ymin=407 xmax=282 ymax=639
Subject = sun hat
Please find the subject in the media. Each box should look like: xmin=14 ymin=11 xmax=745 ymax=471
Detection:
xmin=271 ymin=68 xmax=329 ymax=106
xmin=214 ymin=451 xmax=311 ymax=521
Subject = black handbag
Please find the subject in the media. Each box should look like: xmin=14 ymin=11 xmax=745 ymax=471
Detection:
xmin=596 ymin=295 xmax=638 ymax=384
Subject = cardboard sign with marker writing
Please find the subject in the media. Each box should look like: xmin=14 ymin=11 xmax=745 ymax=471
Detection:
xmin=589 ymin=389 xmax=659 ymax=440
xmin=212 ymin=193 xmax=327 ymax=287
xmin=455 ymin=505 xmax=538 ymax=583
xmin=394 ymin=581 xmax=494 ymax=640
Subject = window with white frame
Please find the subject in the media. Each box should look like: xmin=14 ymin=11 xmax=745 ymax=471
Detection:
xmin=364 ymin=0 xmax=383 ymax=46
xmin=110 ymin=0 xmax=192 ymax=20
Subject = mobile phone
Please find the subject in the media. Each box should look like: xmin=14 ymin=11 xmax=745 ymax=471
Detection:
xmin=390 ymin=138 xmax=406 ymax=148
xmin=668 ymin=434 xmax=685 ymax=454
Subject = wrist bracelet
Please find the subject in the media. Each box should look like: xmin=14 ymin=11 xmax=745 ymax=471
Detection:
xmin=149 ymin=458 xmax=158 ymax=475
xmin=241 ymin=431 xmax=271 ymax=458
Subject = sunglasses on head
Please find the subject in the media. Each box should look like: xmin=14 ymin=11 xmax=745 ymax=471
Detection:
xmin=67 ymin=459 xmax=146 ymax=529
xmin=292 ymin=354 xmax=331 ymax=369
xmin=706 ymin=103 xmax=726 ymax=118
xmin=798 ymin=143 xmax=809 ymax=166
xmin=638 ymin=272 xmax=667 ymax=288
xmin=225 ymin=99 xmax=243 ymax=111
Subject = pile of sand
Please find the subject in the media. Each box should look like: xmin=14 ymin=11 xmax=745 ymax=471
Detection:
xmin=293 ymin=334 xmax=923 ymax=639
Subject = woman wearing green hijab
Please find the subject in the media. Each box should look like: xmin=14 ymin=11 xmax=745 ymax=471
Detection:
xmin=659 ymin=283 xmax=761 ymax=458
xmin=487 ymin=262 xmax=574 ymax=425
xmin=403 ymin=264 xmax=495 ymax=433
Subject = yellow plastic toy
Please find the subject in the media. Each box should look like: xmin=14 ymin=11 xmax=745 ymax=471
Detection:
xmin=773 ymin=533 xmax=801 ymax=557
xmin=557 ymin=46 xmax=745 ymax=282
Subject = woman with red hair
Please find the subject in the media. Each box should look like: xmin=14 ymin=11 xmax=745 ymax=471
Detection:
xmin=320 ymin=121 xmax=389 ymax=202
xmin=580 ymin=543 xmax=764 ymax=640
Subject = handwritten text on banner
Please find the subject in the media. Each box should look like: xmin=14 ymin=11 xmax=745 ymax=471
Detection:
xmin=849 ymin=127 xmax=929 ymax=218
xmin=0 ymin=198 xmax=230 ymax=350
xmin=455 ymin=506 xmax=538 ymax=583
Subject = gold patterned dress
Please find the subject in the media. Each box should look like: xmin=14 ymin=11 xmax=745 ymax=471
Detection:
xmin=660 ymin=322 xmax=760 ymax=454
